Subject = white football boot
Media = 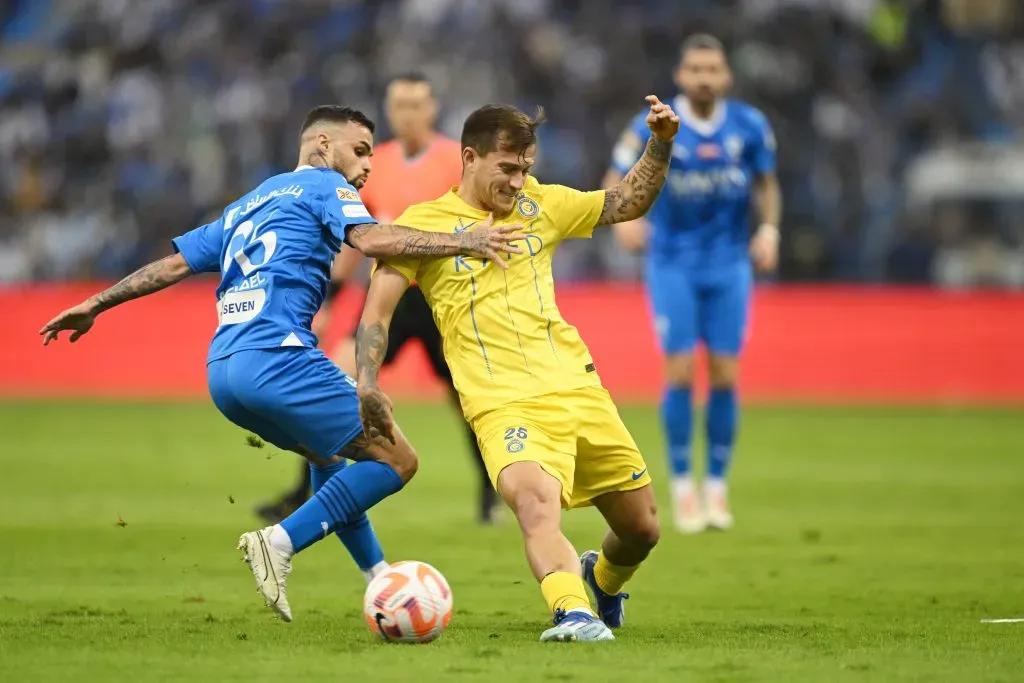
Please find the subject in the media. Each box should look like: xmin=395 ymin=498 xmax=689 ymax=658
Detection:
xmin=237 ymin=526 xmax=293 ymax=621
xmin=540 ymin=609 xmax=616 ymax=642
xmin=672 ymin=478 xmax=707 ymax=534
xmin=703 ymin=479 xmax=734 ymax=531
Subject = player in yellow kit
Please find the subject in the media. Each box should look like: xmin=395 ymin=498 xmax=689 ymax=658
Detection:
xmin=354 ymin=98 xmax=679 ymax=642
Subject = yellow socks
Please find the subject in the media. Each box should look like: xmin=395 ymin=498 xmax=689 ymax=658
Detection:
xmin=593 ymin=552 xmax=638 ymax=595
xmin=540 ymin=571 xmax=592 ymax=615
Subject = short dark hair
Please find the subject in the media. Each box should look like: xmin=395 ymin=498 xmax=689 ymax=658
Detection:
xmin=460 ymin=104 xmax=545 ymax=159
xmin=300 ymin=105 xmax=375 ymax=135
xmin=680 ymin=33 xmax=725 ymax=58
xmin=388 ymin=71 xmax=431 ymax=88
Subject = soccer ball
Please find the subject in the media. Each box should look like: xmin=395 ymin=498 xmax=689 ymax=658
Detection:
xmin=363 ymin=561 xmax=453 ymax=643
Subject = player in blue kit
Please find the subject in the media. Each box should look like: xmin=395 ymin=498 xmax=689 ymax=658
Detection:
xmin=39 ymin=105 xmax=522 ymax=620
xmin=605 ymin=35 xmax=782 ymax=533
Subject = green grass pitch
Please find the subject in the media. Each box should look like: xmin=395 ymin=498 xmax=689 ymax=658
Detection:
xmin=0 ymin=400 xmax=1022 ymax=682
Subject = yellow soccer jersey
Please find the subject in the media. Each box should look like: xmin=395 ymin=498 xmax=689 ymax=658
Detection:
xmin=380 ymin=177 xmax=606 ymax=420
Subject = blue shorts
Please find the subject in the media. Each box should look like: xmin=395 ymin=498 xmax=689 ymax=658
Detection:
xmin=207 ymin=347 xmax=362 ymax=459
xmin=645 ymin=259 xmax=753 ymax=356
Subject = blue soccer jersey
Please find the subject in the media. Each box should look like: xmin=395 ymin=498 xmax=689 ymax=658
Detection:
xmin=611 ymin=97 xmax=776 ymax=356
xmin=172 ymin=166 xmax=375 ymax=362
xmin=610 ymin=97 xmax=776 ymax=271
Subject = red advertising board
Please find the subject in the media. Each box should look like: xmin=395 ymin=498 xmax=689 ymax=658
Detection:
xmin=3 ymin=283 xmax=1022 ymax=404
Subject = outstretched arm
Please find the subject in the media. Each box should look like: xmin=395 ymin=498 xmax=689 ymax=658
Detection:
xmin=601 ymin=169 xmax=650 ymax=253
xmin=354 ymin=264 xmax=412 ymax=444
xmin=597 ymin=95 xmax=679 ymax=226
xmin=345 ymin=214 xmax=522 ymax=268
xmin=91 ymin=253 xmax=194 ymax=313
xmin=40 ymin=253 xmax=194 ymax=345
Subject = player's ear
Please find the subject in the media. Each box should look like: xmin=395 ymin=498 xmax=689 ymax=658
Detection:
xmin=461 ymin=147 xmax=476 ymax=167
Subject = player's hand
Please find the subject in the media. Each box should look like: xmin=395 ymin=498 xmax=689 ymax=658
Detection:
xmin=459 ymin=213 xmax=524 ymax=269
xmin=39 ymin=301 xmax=98 ymax=346
xmin=358 ymin=385 xmax=397 ymax=445
xmin=644 ymin=95 xmax=680 ymax=142
xmin=750 ymin=224 xmax=780 ymax=274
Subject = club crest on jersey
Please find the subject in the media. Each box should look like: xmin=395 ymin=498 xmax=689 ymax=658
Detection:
xmin=506 ymin=438 xmax=525 ymax=454
xmin=725 ymin=135 xmax=744 ymax=161
xmin=516 ymin=195 xmax=540 ymax=220
xmin=336 ymin=187 xmax=360 ymax=202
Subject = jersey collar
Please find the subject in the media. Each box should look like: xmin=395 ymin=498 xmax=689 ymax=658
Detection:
xmin=675 ymin=95 xmax=727 ymax=137
xmin=294 ymin=164 xmax=314 ymax=171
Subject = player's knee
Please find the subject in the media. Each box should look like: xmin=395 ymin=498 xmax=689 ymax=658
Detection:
xmin=628 ymin=512 xmax=661 ymax=551
xmin=708 ymin=355 xmax=739 ymax=387
xmin=611 ymin=493 xmax=660 ymax=551
xmin=377 ymin=441 xmax=419 ymax=484
xmin=511 ymin=490 xmax=560 ymax=536
xmin=665 ymin=354 xmax=694 ymax=387
xmin=391 ymin=446 xmax=419 ymax=484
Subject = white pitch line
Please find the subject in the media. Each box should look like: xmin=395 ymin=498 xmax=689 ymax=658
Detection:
xmin=979 ymin=618 xmax=1024 ymax=623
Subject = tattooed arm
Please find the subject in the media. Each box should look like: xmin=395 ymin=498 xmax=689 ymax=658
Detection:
xmin=354 ymin=263 xmax=412 ymax=444
xmin=40 ymin=253 xmax=194 ymax=345
xmin=90 ymin=254 xmax=194 ymax=313
xmin=602 ymin=168 xmax=650 ymax=253
xmin=596 ymin=95 xmax=679 ymax=226
xmin=346 ymin=215 xmax=522 ymax=268
xmin=597 ymin=135 xmax=674 ymax=226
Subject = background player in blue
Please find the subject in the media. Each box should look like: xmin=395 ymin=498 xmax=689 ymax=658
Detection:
xmin=604 ymin=34 xmax=782 ymax=534
xmin=39 ymin=105 xmax=523 ymax=620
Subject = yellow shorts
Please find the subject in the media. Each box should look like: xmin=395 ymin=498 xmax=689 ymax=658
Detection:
xmin=470 ymin=385 xmax=652 ymax=509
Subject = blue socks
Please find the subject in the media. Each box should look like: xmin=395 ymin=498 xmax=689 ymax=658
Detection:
xmin=281 ymin=461 xmax=404 ymax=554
xmin=309 ymin=461 xmax=385 ymax=570
xmin=706 ymin=386 xmax=738 ymax=480
xmin=661 ymin=385 xmax=693 ymax=477
xmin=662 ymin=384 xmax=739 ymax=480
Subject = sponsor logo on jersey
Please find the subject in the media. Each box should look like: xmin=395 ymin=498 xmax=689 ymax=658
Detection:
xmin=667 ymin=167 xmax=749 ymax=196
xmin=336 ymin=187 xmax=360 ymax=202
xmin=217 ymin=289 xmax=266 ymax=326
xmin=696 ymin=143 xmax=721 ymax=160
xmin=239 ymin=184 xmax=304 ymax=218
xmin=453 ymin=218 xmax=477 ymax=234
xmin=342 ymin=204 xmax=371 ymax=218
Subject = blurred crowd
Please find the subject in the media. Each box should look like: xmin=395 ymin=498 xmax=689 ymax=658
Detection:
xmin=0 ymin=0 xmax=1022 ymax=286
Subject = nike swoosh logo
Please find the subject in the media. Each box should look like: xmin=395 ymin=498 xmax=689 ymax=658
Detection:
xmin=631 ymin=469 xmax=647 ymax=481
xmin=454 ymin=221 xmax=478 ymax=234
